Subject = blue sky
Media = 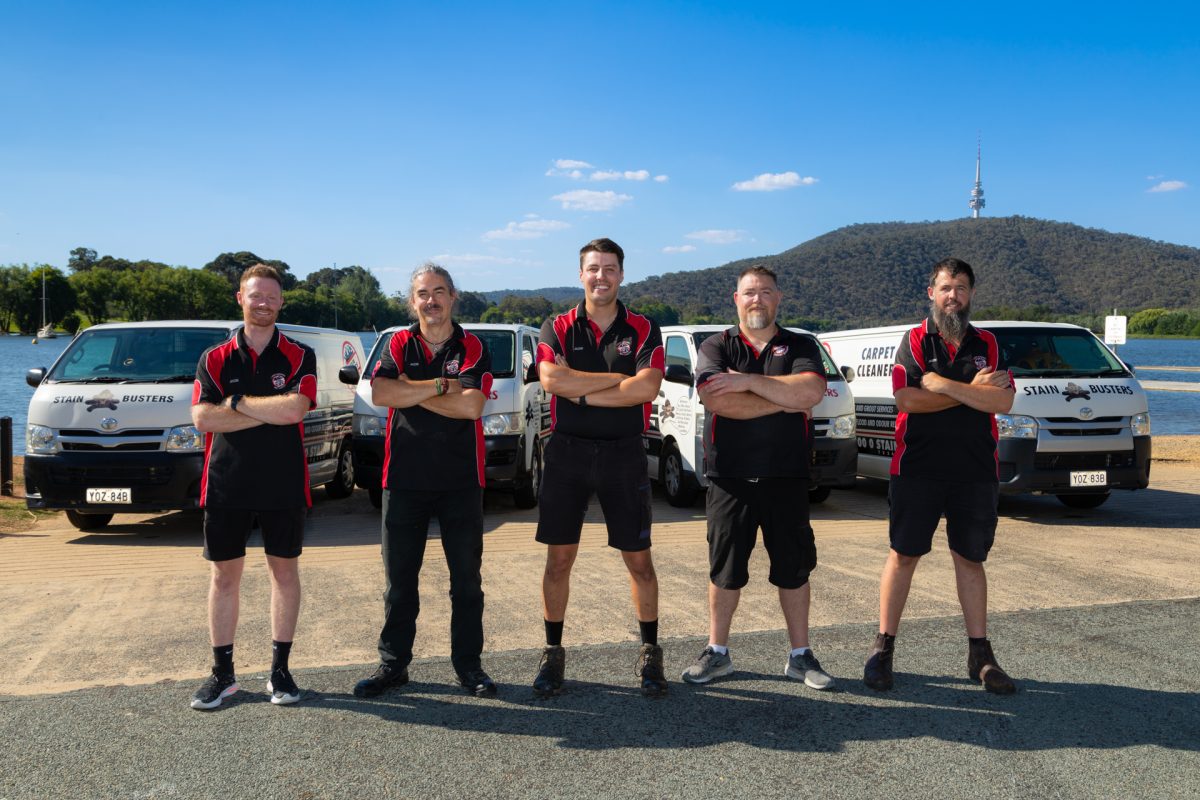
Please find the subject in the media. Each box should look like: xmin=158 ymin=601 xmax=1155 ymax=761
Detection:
xmin=2 ymin=1 xmax=1196 ymax=296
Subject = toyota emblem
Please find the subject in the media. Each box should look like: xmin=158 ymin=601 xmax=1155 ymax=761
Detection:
xmin=1078 ymin=407 xmax=1094 ymax=420
xmin=100 ymin=417 xmax=119 ymax=431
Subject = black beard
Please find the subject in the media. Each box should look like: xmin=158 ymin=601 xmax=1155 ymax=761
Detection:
xmin=931 ymin=300 xmax=970 ymax=341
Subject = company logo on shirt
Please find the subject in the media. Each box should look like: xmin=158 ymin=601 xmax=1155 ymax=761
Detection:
xmin=445 ymin=359 xmax=461 ymax=375
xmin=772 ymin=345 xmax=788 ymax=357
xmin=974 ymin=356 xmax=988 ymax=369
xmin=272 ymin=373 xmax=287 ymax=390
xmin=617 ymin=338 xmax=633 ymax=356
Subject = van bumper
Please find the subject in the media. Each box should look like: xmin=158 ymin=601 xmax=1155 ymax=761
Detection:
xmin=351 ymin=434 xmax=385 ymax=493
xmin=811 ymin=438 xmax=858 ymax=488
xmin=483 ymin=434 xmax=523 ymax=487
xmin=23 ymin=451 xmax=206 ymax=512
xmin=996 ymin=436 xmax=1152 ymax=495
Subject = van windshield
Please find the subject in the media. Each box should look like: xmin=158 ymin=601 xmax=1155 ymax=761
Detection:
xmin=692 ymin=329 xmax=843 ymax=380
xmin=364 ymin=329 xmax=516 ymax=380
xmin=47 ymin=327 xmax=232 ymax=383
xmin=991 ymin=327 xmax=1130 ymax=378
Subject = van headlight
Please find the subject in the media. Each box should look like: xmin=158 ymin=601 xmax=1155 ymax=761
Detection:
xmin=354 ymin=414 xmax=387 ymax=437
xmin=1130 ymin=412 xmax=1151 ymax=437
xmin=165 ymin=425 xmax=204 ymax=452
xmin=26 ymin=424 xmax=60 ymax=454
xmin=829 ymin=414 xmax=856 ymax=439
xmin=482 ymin=413 xmax=521 ymax=435
xmin=996 ymin=414 xmax=1038 ymax=439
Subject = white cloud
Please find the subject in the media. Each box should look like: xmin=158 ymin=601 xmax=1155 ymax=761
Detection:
xmin=1147 ymin=180 xmax=1187 ymax=193
xmin=686 ymin=229 xmax=744 ymax=244
xmin=552 ymin=189 xmax=633 ymax=211
xmin=590 ymin=169 xmax=650 ymax=181
xmin=483 ymin=216 xmax=570 ymax=240
xmin=545 ymin=167 xmax=584 ymax=179
xmin=654 ymin=174 xmax=669 ymax=183
xmin=662 ymin=245 xmax=697 ymax=254
xmin=555 ymin=159 xmax=593 ymax=169
xmin=732 ymin=171 xmax=818 ymax=192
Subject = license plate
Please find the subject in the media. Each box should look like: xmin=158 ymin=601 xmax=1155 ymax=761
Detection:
xmin=86 ymin=488 xmax=132 ymax=504
xmin=1069 ymin=471 xmax=1107 ymax=488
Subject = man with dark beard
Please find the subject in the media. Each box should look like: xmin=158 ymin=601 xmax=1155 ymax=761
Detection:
xmin=863 ymin=258 xmax=1018 ymax=694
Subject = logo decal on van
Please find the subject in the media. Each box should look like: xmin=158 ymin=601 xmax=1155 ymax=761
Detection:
xmin=272 ymin=373 xmax=287 ymax=390
xmin=1063 ymin=382 xmax=1091 ymax=401
xmin=342 ymin=341 xmax=360 ymax=369
xmin=660 ymin=399 xmax=676 ymax=420
xmin=85 ymin=391 xmax=119 ymax=412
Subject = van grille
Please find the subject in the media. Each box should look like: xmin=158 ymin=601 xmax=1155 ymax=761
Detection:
xmin=48 ymin=465 xmax=175 ymax=486
xmin=1032 ymin=452 xmax=1136 ymax=470
xmin=62 ymin=442 xmax=161 ymax=452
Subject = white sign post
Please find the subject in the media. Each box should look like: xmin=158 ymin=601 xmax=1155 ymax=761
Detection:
xmin=1105 ymin=314 xmax=1127 ymax=346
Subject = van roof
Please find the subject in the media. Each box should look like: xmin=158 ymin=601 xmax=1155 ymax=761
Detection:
xmin=820 ymin=320 xmax=1090 ymax=338
xmin=661 ymin=324 xmax=819 ymax=336
xmin=77 ymin=320 xmax=359 ymax=336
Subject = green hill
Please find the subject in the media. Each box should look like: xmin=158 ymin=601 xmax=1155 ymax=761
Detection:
xmin=621 ymin=217 xmax=1200 ymax=329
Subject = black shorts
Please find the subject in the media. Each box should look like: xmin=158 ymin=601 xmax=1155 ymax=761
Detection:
xmin=535 ymin=433 xmax=652 ymax=552
xmin=706 ymin=477 xmax=816 ymax=590
xmin=888 ymin=474 xmax=998 ymax=563
xmin=203 ymin=508 xmax=307 ymax=562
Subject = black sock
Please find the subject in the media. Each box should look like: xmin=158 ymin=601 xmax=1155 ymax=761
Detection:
xmin=639 ymin=619 xmax=658 ymax=646
xmin=544 ymin=620 xmax=563 ymax=647
xmin=213 ymin=644 xmax=234 ymax=676
xmin=968 ymin=636 xmax=989 ymax=647
xmin=272 ymin=640 xmax=292 ymax=673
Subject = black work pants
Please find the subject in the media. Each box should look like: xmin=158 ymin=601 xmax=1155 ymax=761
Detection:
xmin=378 ymin=486 xmax=485 ymax=676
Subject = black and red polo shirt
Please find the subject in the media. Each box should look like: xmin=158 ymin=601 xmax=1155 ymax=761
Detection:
xmin=696 ymin=326 xmax=826 ymax=479
xmin=891 ymin=316 xmax=1013 ymax=481
xmin=193 ymin=326 xmax=318 ymax=509
xmin=373 ymin=322 xmax=493 ymax=491
xmin=536 ymin=301 xmax=664 ymax=440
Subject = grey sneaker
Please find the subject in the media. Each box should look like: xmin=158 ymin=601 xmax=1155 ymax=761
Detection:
xmin=681 ymin=646 xmax=734 ymax=684
xmin=785 ymin=650 xmax=835 ymax=690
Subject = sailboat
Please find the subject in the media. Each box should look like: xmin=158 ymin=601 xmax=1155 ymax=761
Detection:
xmin=36 ymin=270 xmax=56 ymax=340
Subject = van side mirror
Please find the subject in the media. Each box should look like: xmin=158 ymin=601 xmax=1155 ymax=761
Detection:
xmin=840 ymin=365 xmax=856 ymax=383
xmin=664 ymin=364 xmax=694 ymax=386
xmin=338 ymin=365 xmax=361 ymax=385
xmin=26 ymin=368 xmax=46 ymax=388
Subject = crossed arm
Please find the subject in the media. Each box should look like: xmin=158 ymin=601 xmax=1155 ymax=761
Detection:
xmin=895 ymin=367 xmax=1014 ymax=415
xmin=192 ymin=392 xmax=312 ymax=433
xmin=698 ymin=371 xmax=826 ymax=420
xmin=538 ymin=357 xmax=663 ymax=407
xmin=371 ymin=375 xmax=486 ymax=420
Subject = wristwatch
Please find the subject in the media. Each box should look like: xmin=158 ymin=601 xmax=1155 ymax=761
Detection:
xmin=578 ymin=394 xmax=588 ymax=407
xmin=230 ymin=394 xmax=244 ymax=412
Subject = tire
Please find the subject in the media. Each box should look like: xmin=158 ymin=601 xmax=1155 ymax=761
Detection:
xmin=662 ymin=442 xmax=700 ymax=507
xmin=513 ymin=440 xmax=542 ymax=509
xmin=324 ymin=440 xmax=355 ymax=499
xmin=66 ymin=510 xmax=114 ymax=531
xmin=368 ymin=485 xmax=383 ymax=509
xmin=807 ymin=485 xmax=832 ymax=504
xmin=1056 ymin=492 xmax=1110 ymax=509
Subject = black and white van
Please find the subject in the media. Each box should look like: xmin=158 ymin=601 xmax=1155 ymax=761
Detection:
xmin=24 ymin=320 xmax=365 ymax=529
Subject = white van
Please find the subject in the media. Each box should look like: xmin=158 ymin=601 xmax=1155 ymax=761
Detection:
xmin=819 ymin=321 xmax=1152 ymax=508
xmin=644 ymin=325 xmax=858 ymax=506
xmin=24 ymin=320 xmax=365 ymax=530
xmin=340 ymin=323 xmax=545 ymax=509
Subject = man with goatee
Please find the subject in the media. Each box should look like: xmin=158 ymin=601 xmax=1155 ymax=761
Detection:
xmin=864 ymin=257 xmax=1018 ymax=694
xmin=680 ymin=265 xmax=834 ymax=690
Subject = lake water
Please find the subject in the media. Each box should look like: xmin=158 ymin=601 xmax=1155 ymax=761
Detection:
xmin=0 ymin=332 xmax=1194 ymax=455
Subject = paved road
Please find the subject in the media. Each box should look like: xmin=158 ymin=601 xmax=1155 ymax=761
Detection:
xmin=2 ymin=465 xmax=1199 ymax=798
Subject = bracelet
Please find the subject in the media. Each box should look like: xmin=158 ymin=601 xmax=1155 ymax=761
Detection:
xmin=435 ymin=377 xmax=445 ymax=396
xmin=578 ymin=394 xmax=587 ymax=407
xmin=230 ymin=394 xmax=243 ymax=412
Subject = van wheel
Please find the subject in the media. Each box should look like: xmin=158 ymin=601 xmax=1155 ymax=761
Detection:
xmin=1056 ymin=492 xmax=1110 ymax=509
xmin=66 ymin=511 xmax=114 ymax=531
xmin=662 ymin=443 xmax=700 ymax=507
xmin=513 ymin=441 xmax=542 ymax=509
xmin=368 ymin=486 xmax=383 ymax=509
xmin=325 ymin=440 xmax=355 ymax=499
xmin=808 ymin=485 xmax=832 ymax=504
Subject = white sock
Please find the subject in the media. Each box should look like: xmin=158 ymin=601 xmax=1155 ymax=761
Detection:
xmin=708 ymin=644 xmax=728 ymax=655
xmin=790 ymin=647 xmax=811 ymax=657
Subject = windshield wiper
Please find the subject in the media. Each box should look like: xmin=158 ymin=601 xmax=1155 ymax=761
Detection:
xmin=149 ymin=374 xmax=196 ymax=383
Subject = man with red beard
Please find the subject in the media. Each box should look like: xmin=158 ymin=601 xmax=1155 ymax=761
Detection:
xmin=191 ymin=264 xmax=317 ymax=709
xmin=864 ymin=258 xmax=1018 ymax=694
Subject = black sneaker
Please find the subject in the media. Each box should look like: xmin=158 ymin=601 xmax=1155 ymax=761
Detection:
xmin=459 ymin=669 xmax=498 ymax=696
xmin=190 ymin=669 xmax=239 ymax=710
xmin=968 ymin=639 xmax=1017 ymax=695
xmin=533 ymin=645 xmax=565 ymax=697
xmin=637 ymin=643 xmax=668 ymax=698
xmin=267 ymin=668 xmax=301 ymax=705
xmin=863 ymin=632 xmax=895 ymax=692
xmin=353 ymin=662 xmax=409 ymax=698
